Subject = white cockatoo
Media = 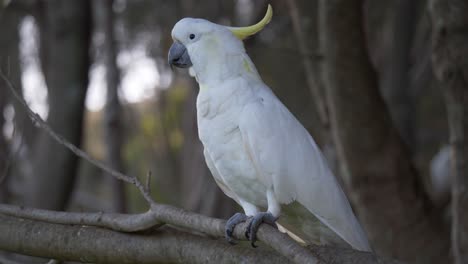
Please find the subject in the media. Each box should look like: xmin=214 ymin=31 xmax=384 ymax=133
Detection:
xmin=168 ymin=5 xmax=371 ymax=252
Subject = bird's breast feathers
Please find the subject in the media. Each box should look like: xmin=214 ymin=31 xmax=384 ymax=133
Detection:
xmin=196 ymin=78 xmax=270 ymax=205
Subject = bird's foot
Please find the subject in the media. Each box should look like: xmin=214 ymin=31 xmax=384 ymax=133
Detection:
xmin=245 ymin=212 xmax=278 ymax=248
xmin=225 ymin=212 xmax=248 ymax=245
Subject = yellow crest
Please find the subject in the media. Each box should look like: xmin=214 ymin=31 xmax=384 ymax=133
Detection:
xmin=228 ymin=4 xmax=273 ymax=40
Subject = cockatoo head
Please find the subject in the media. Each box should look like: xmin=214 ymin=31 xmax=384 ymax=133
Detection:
xmin=168 ymin=5 xmax=272 ymax=79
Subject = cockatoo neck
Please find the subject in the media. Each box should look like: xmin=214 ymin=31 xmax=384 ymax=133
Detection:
xmin=187 ymin=35 xmax=260 ymax=86
xmin=193 ymin=54 xmax=253 ymax=84
xmin=191 ymin=53 xmax=259 ymax=85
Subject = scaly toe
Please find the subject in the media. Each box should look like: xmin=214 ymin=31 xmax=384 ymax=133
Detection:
xmin=225 ymin=212 xmax=248 ymax=244
xmin=246 ymin=212 xmax=278 ymax=247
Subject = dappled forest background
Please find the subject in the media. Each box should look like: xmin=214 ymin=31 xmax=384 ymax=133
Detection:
xmin=0 ymin=0 xmax=467 ymax=263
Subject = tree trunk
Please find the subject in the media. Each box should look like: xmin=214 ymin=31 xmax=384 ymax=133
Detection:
xmin=0 ymin=2 xmax=36 ymax=149
xmin=386 ymin=0 xmax=417 ymax=147
xmin=26 ymin=0 xmax=91 ymax=210
xmin=0 ymin=2 xmax=28 ymax=203
xmin=318 ymin=0 xmax=449 ymax=262
xmin=0 ymin=80 xmax=7 ymax=203
xmin=100 ymin=0 xmax=127 ymax=213
xmin=429 ymin=1 xmax=468 ymax=263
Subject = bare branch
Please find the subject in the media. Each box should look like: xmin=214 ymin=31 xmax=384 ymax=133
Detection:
xmin=0 ymin=212 xmax=397 ymax=263
xmin=0 ymin=204 xmax=161 ymax=232
xmin=0 ymin=214 xmax=288 ymax=264
xmin=0 ymin=202 xmax=322 ymax=263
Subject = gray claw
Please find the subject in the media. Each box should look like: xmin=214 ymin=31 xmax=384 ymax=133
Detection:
xmin=225 ymin=212 xmax=248 ymax=244
xmin=245 ymin=212 xmax=278 ymax=247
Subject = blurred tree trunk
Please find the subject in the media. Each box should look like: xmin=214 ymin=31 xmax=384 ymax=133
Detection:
xmin=100 ymin=0 xmax=126 ymax=213
xmin=319 ymin=0 xmax=449 ymax=263
xmin=0 ymin=7 xmax=11 ymax=203
xmin=247 ymin=1 xmax=326 ymax=146
xmin=430 ymin=0 xmax=468 ymax=263
xmin=284 ymin=0 xmax=340 ymax=175
xmin=386 ymin=0 xmax=417 ymax=147
xmin=0 ymin=2 xmax=29 ymax=203
xmin=286 ymin=0 xmax=329 ymax=130
xmin=26 ymin=0 xmax=91 ymax=210
xmin=0 ymin=2 xmax=36 ymax=149
xmin=0 ymin=81 xmax=7 ymax=203
xmin=156 ymin=91 xmax=182 ymax=206
xmin=180 ymin=83 xmax=237 ymax=218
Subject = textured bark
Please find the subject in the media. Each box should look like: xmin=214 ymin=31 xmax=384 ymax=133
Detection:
xmin=319 ymin=0 xmax=449 ymax=263
xmin=27 ymin=0 xmax=91 ymax=210
xmin=0 ymin=209 xmax=400 ymax=264
xmin=429 ymin=0 xmax=468 ymax=263
xmin=0 ymin=214 xmax=288 ymax=264
xmin=101 ymin=0 xmax=126 ymax=213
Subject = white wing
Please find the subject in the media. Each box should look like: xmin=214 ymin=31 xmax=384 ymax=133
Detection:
xmin=238 ymin=86 xmax=371 ymax=252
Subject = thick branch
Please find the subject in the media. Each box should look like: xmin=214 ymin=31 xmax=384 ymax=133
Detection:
xmin=0 ymin=202 xmax=319 ymax=263
xmin=0 ymin=214 xmax=287 ymax=264
xmin=0 ymin=207 xmax=397 ymax=263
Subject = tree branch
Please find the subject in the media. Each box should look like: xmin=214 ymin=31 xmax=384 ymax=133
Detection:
xmin=0 ymin=214 xmax=288 ymax=264
xmin=0 ymin=202 xmax=324 ymax=263
xmin=0 ymin=209 xmax=397 ymax=263
xmin=0 ymin=204 xmax=161 ymax=232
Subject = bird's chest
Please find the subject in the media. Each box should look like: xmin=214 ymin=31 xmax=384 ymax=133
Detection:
xmin=196 ymin=91 xmax=267 ymax=205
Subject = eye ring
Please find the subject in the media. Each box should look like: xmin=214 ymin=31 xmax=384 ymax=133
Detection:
xmin=189 ymin=33 xmax=195 ymax=40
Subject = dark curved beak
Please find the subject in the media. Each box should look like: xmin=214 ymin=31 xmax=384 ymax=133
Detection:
xmin=168 ymin=42 xmax=192 ymax=68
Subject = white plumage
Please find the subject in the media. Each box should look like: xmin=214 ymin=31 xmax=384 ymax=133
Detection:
xmin=169 ymin=5 xmax=371 ymax=252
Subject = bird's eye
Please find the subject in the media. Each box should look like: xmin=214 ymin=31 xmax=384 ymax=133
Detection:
xmin=189 ymin=34 xmax=195 ymax=40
